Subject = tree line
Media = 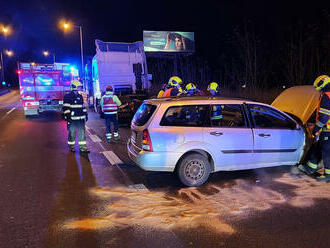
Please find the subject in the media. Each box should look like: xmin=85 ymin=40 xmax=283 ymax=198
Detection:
xmin=147 ymin=11 xmax=330 ymax=94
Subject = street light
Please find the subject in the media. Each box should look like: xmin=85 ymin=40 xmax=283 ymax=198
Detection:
xmin=59 ymin=20 xmax=84 ymax=81
xmin=5 ymin=50 xmax=13 ymax=57
xmin=43 ymin=50 xmax=56 ymax=64
xmin=0 ymin=25 xmax=12 ymax=36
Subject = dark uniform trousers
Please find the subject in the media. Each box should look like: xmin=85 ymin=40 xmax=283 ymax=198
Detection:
xmin=307 ymin=132 xmax=330 ymax=171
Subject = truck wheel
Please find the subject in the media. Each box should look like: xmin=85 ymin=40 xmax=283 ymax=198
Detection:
xmin=177 ymin=153 xmax=211 ymax=187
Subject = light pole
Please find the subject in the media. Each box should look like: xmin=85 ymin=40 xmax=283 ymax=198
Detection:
xmin=60 ymin=21 xmax=84 ymax=80
xmin=0 ymin=50 xmax=14 ymax=84
xmin=0 ymin=25 xmax=13 ymax=86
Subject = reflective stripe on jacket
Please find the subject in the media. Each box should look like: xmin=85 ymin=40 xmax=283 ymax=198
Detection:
xmin=62 ymin=91 xmax=87 ymax=121
xmin=102 ymin=95 xmax=118 ymax=114
xmin=315 ymin=92 xmax=330 ymax=134
xmin=100 ymin=92 xmax=121 ymax=114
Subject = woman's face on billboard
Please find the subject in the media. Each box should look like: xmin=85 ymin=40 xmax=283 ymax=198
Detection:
xmin=175 ymin=37 xmax=184 ymax=50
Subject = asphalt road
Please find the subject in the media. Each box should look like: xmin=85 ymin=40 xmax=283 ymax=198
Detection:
xmin=1 ymin=91 xmax=330 ymax=248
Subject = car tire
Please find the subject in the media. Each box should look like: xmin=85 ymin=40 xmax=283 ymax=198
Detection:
xmin=177 ymin=153 xmax=211 ymax=187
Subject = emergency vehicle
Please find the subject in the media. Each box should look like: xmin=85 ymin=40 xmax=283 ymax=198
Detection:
xmin=18 ymin=62 xmax=76 ymax=117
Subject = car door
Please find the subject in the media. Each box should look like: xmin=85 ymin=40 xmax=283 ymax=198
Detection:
xmin=248 ymin=104 xmax=305 ymax=167
xmin=203 ymin=104 xmax=254 ymax=171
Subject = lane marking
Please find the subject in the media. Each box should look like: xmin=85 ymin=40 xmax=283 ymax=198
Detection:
xmin=86 ymin=126 xmax=133 ymax=185
xmin=1 ymin=107 xmax=16 ymax=120
xmin=128 ymin=184 xmax=149 ymax=192
xmin=90 ymin=134 xmax=102 ymax=142
xmin=6 ymin=107 xmax=16 ymax=115
xmin=102 ymin=151 xmax=123 ymax=165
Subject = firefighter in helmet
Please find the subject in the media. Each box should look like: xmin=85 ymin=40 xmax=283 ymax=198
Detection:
xmin=157 ymin=83 xmax=169 ymax=98
xmin=207 ymin=82 xmax=220 ymax=96
xmin=185 ymin=83 xmax=197 ymax=96
xmin=299 ymin=75 xmax=330 ymax=182
xmin=63 ymin=80 xmax=89 ymax=153
xmin=207 ymin=82 xmax=222 ymax=120
xmin=161 ymin=76 xmax=183 ymax=97
xmin=100 ymin=85 xmax=122 ymax=142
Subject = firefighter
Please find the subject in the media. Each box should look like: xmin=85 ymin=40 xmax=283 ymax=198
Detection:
xmin=63 ymin=80 xmax=89 ymax=153
xmin=162 ymin=76 xmax=183 ymax=97
xmin=207 ymin=82 xmax=220 ymax=96
xmin=299 ymin=75 xmax=330 ymax=182
xmin=100 ymin=85 xmax=122 ymax=142
xmin=185 ymin=82 xmax=204 ymax=96
xmin=185 ymin=83 xmax=197 ymax=96
xmin=207 ymin=82 xmax=222 ymax=119
xmin=157 ymin=83 xmax=168 ymax=98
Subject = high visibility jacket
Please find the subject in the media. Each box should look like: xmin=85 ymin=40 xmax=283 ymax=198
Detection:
xmin=100 ymin=92 xmax=121 ymax=114
xmin=157 ymin=89 xmax=165 ymax=98
xmin=314 ymin=91 xmax=330 ymax=135
xmin=162 ymin=87 xmax=180 ymax=97
xmin=63 ymin=91 xmax=88 ymax=121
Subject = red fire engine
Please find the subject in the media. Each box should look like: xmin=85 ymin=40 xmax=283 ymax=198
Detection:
xmin=18 ymin=62 xmax=76 ymax=117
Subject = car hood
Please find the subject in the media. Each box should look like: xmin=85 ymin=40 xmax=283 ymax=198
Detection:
xmin=271 ymin=85 xmax=321 ymax=124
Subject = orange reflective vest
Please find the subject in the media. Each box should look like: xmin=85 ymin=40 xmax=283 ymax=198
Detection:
xmin=102 ymin=95 xmax=118 ymax=114
xmin=162 ymin=88 xmax=174 ymax=97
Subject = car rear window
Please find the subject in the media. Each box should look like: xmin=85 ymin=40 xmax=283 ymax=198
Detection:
xmin=160 ymin=105 xmax=208 ymax=127
xmin=132 ymin=103 xmax=156 ymax=126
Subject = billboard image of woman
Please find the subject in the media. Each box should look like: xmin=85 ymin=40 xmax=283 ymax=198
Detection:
xmin=143 ymin=31 xmax=195 ymax=53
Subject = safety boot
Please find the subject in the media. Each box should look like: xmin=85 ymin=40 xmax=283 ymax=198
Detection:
xmin=114 ymin=132 xmax=120 ymax=140
xmin=106 ymin=133 xmax=112 ymax=143
xmin=79 ymin=146 xmax=90 ymax=153
xmin=316 ymin=174 xmax=330 ymax=183
xmin=298 ymin=162 xmax=318 ymax=175
xmin=69 ymin=145 xmax=75 ymax=152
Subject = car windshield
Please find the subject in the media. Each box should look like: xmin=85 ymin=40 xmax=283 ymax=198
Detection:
xmin=132 ymin=103 xmax=156 ymax=126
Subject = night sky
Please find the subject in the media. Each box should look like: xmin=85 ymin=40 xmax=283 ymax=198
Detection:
xmin=0 ymin=0 xmax=329 ymax=85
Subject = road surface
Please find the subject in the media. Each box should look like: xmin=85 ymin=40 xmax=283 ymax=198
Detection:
xmin=0 ymin=91 xmax=330 ymax=248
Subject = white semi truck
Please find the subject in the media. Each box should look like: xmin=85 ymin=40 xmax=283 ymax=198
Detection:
xmin=86 ymin=40 xmax=151 ymax=121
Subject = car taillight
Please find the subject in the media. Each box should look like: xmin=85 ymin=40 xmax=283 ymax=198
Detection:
xmin=142 ymin=129 xmax=153 ymax=152
xmin=25 ymin=101 xmax=38 ymax=107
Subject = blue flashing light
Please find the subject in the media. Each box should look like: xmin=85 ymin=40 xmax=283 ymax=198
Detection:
xmin=37 ymin=76 xmax=55 ymax=86
xmin=2 ymin=81 xmax=6 ymax=86
xmin=70 ymin=66 xmax=79 ymax=77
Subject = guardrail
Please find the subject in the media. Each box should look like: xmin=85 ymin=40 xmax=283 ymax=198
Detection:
xmin=0 ymin=88 xmax=10 ymax=96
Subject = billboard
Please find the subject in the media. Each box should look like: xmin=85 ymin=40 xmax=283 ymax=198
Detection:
xmin=143 ymin=31 xmax=195 ymax=53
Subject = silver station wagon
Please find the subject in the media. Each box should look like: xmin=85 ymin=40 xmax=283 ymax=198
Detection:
xmin=127 ymin=86 xmax=320 ymax=187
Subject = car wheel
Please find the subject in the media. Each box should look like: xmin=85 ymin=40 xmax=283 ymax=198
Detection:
xmin=177 ymin=153 xmax=211 ymax=187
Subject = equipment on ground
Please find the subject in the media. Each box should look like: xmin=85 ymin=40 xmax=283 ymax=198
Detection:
xmin=18 ymin=62 xmax=76 ymax=117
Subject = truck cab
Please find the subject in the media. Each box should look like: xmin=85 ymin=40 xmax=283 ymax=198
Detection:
xmin=87 ymin=40 xmax=151 ymax=119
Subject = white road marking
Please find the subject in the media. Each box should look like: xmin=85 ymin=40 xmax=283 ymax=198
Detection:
xmin=128 ymin=184 xmax=149 ymax=191
xmin=6 ymin=108 xmax=16 ymax=115
xmin=90 ymin=134 xmax=102 ymax=142
xmin=1 ymin=107 xmax=16 ymax=120
xmin=102 ymin=150 xmax=123 ymax=165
